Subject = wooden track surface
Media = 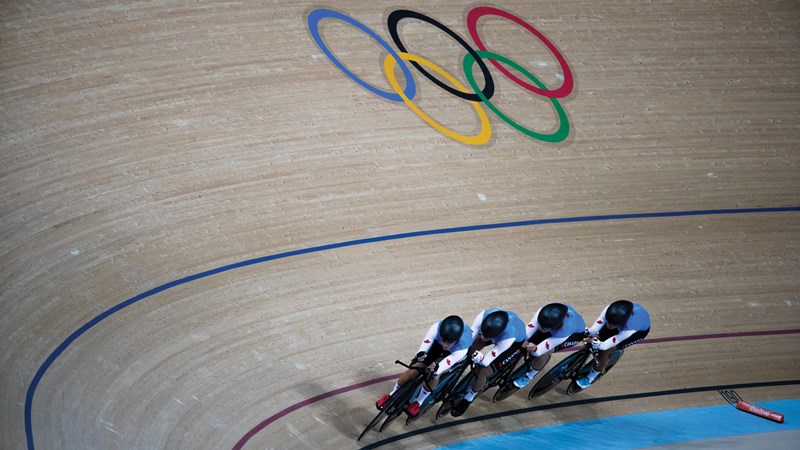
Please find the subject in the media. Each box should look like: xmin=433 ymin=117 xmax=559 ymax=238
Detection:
xmin=2 ymin=1 xmax=798 ymax=449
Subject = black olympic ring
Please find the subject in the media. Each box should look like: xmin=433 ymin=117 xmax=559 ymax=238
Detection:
xmin=387 ymin=9 xmax=495 ymax=103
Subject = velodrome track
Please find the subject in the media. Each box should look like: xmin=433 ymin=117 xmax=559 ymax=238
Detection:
xmin=2 ymin=1 xmax=799 ymax=449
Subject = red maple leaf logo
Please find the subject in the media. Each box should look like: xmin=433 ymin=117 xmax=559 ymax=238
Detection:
xmin=597 ymin=320 xmax=604 ymax=324
xmin=545 ymin=342 xmax=550 ymax=349
xmin=492 ymin=351 xmax=497 ymax=357
xmin=446 ymin=359 xmax=451 ymax=365
xmin=612 ymin=337 xmax=617 ymax=343
xmin=528 ymin=323 xmax=534 ymax=328
xmin=424 ymin=339 xmax=431 ymax=344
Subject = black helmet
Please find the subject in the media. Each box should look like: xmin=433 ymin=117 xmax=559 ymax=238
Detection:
xmin=606 ymin=300 xmax=634 ymax=326
xmin=439 ymin=315 xmax=464 ymax=342
xmin=537 ymin=303 xmax=568 ymax=329
xmin=480 ymin=310 xmax=509 ymax=339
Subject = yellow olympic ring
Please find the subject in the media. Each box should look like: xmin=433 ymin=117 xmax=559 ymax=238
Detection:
xmin=383 ymin=52 xmax=491 ymax=146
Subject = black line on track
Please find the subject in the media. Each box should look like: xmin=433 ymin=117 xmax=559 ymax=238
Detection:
xmin=359 ymin=379 xmax=800 ymax=449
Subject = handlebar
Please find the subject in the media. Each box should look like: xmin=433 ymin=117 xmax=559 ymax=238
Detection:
xmin=395 ymin=359 xmax=414 ymax=369
xmin=395 ymin=359 xmax=439 ymax=379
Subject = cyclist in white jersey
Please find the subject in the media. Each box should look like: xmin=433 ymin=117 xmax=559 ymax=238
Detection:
xmin=376 ymin=315 xmax=471 ymax=417
xmin=451 ymin=308 xmax=527 ymax=417
xmin=577 ymin=300 xmax=651 ymax=389
xmin=513 ymin=302 xmax=587 ymax=388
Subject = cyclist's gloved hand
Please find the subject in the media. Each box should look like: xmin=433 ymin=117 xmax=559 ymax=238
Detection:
xmin=471 ymin=350 xmax=484 ymax=364
xmin=522 ymin=341 xmax=537 ymax=353
xmin=584 ymin=328 xmax=591 ymax=337
xmin=590 ymin=337 xmax=602 ymax=350
xmin=414 ymin=351 xmax=427 ymax=363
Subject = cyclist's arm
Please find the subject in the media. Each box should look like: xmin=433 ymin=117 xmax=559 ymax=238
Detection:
xmin=470 ymin=311 xmax=484 ymax=341
xmin=524 ymin=319 xmax=537 ymax=340
xmin=479 ymin=336 xmax=515 ymax=366
xmin=530 ymin=335 xmax=567 ymax=357
xmin=586 ymin=306 xmax=610 ymax=336
xmin=435 ymin=347 xmax=469 ymax=376
xmin=417 ymin=322 xmax=438 ymax=354
xmin=596 ymin=329 xmax=636 ymax=350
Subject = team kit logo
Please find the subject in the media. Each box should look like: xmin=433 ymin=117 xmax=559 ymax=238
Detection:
xmin=307 ymin=6 xmax=574 ymax=145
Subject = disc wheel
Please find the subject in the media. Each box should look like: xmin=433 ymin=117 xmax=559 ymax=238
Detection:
xmin=529 ymin=352 xmax=584 ymax=400
xmin=492 ymin=381 xmax=519 ymax=402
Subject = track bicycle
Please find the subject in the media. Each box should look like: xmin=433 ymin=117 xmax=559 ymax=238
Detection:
xmin=357 ymin=359 xmax=434 ymax=440
xmin=528 ymin=341 xmax=624 ymax=400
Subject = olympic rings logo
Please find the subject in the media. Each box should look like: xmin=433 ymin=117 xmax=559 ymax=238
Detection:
xmin=307 ymin=6 xmax=574 ymax=145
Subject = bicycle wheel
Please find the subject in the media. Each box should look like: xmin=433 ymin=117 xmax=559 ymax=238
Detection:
xmin=436 ymin=397 xmax=455 ymax=419
xmin=529 ymin=351 xmax=586 ymax=399
xmin=605 ymin=349 xmax=624 ymax=371
xmin=592 ymin=349 xmax=624 ymax=384
xmin=436 ymin=371 xmax=473 ymax=419
xmin=358 ymin=408 xmax=387 ymax=441
xmin=379 ymin=408 xmax=403 ymax=431
xmin=492 ymin=381 xmax=519 ymax=402
xmin=565 ymin=359 xmax=593 ymax=395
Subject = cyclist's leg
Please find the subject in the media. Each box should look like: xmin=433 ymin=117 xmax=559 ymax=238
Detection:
xmin=405 ymin=343 xmax=452 ymax=415
xmin=453 ymin=342 xmax=522 ymax=416
xmin=580 ymin=328 xmax=649 ymax=387
xmin=450 ymin=364 xmax=492 ymax=417
xmin=521 ymin=329 xmax=551 ymax=370
xmin=377 ymin=345 xmax=442 ymax=409
xmin=516 ymin=330 xmax=582 ymax=387
xmin=513 ymin=352 xmax=549 ymax=388
xmin=415 ymin=348 xmax=467 ymax=405
xmin=377 ymin=364 xmax=422 ymax=409
xmin=595 ymin=328 xmax=649 ymax=371
xmin=474 ymin=342 xmax=521 ymax=393
xmin=576 ymin=326 xmax=617 ymax=389
xmin=465 ymin=341 xmax=496 ymax=398
xmin=471 ymin=365 xmax=493 ymax=394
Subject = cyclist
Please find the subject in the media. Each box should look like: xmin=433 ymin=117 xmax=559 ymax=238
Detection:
xmin=576 ymin=300 xmax=651 ymax=389
xmin=451 ymin=308 xmax=527 ymax=417
xmin=513 ymin=302 xmax=586 ymax=388
xmin=376 ymin=315 xmax=471 ymax=417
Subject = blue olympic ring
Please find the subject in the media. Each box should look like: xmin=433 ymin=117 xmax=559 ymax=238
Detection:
xmin=307 ymin=9 xmax=417 ymax=102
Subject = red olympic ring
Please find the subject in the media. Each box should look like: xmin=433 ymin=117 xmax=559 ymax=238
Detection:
xmin=467 ymin=6 xmax=574 ymax=99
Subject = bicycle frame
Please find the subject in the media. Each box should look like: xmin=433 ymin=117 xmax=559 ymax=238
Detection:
xmin=436 ymin=346 xmax=528 ymax=418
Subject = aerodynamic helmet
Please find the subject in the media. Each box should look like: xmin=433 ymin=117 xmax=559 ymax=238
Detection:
xmin=439 ymin=315 xmax=464 ymax=342
xmin=537 ymin=303 xmax=568 ymax=329
xmin=480 ymin=310 xmax=509 ymax=339
xmin=605 ymin=300 xmax=634 ymax=327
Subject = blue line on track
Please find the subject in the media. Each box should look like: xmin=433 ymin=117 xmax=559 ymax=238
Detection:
xmin=24 ymin=206 xmax=800 ymax=449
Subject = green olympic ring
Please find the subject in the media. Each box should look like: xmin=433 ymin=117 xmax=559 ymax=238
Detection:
xmin=463 ymin=50 xmax=570 ymax=143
